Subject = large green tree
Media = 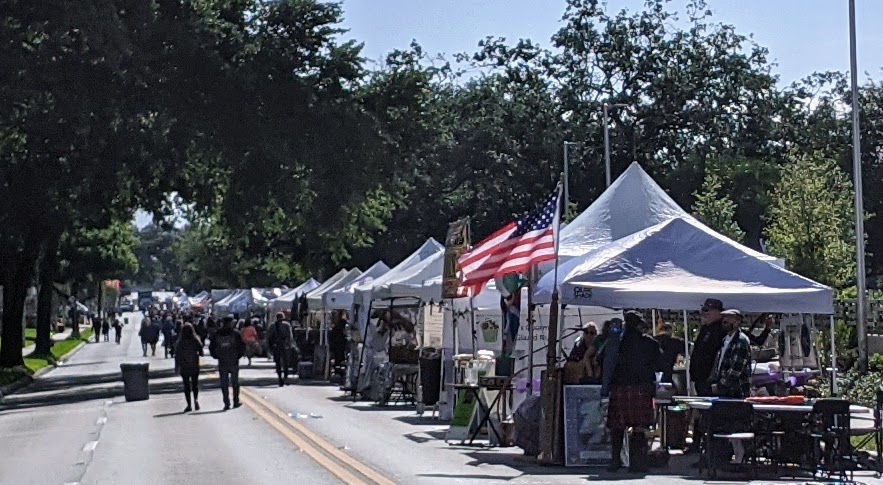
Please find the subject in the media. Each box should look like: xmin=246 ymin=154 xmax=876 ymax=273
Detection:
xmin=765 ymin=153 xmax=858 ymax=288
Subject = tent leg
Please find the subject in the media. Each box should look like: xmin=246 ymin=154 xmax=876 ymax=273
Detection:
xmin=355 ymin=301 xmax=374 ymax=402
xmin=683 ymin=310 xmax=691 ymax=396
xmin=830 ymin=314 xmax=838 ymax=396
xmin=652 ymin=309 xmax=657 ymax=336
xmin=469 ymin=294 xmax=477 ymax=357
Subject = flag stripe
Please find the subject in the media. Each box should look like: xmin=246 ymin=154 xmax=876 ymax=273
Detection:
xmin=460 ymin=231 xmax=554 ymax=274
xmin=457 ymin=186 xmax=561 ymax=290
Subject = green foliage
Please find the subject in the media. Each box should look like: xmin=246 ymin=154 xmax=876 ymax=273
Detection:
xmin=765 ymin=153 xmax=858 ymax=288
xmin=840 ymin=365 xmax=883 ymax=408
xmin=814 ymin=320 xmax=857 ymax=371
xmin=692 ymin=172 xmax=746 ymax=243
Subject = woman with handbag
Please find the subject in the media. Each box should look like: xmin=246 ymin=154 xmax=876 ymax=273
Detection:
xmin=174 ymin=323 xmax=204 ymax=412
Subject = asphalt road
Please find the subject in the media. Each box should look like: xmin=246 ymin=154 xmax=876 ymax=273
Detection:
xmin=0 ymin=312 xmax=342 ymax=485
xmin=3 ymin=313 xmax=880 ymax=485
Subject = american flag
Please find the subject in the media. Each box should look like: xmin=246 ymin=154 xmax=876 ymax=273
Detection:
xmin=458 ymin=186 xmax=562 ymax=292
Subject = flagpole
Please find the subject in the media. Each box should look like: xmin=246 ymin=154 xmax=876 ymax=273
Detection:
xmin=540 ymin=182 xmax=564 ymax=465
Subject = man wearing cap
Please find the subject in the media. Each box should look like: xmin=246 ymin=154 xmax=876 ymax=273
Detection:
xmin=712 ymin=309 xmax=752 ymax=398
xmin=689 ymin=298 xmax=727 ymax=396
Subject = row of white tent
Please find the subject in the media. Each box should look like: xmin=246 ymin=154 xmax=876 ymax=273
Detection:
xmin=208 ymin=162 xmax=833 ymax=342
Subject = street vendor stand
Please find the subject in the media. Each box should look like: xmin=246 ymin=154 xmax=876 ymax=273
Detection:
xmin=532 ymin=216 xmax=836 ymax=467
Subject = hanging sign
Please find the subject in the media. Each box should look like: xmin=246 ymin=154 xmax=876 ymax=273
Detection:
xmin=442 ymin=218 xmax=470 ymax=299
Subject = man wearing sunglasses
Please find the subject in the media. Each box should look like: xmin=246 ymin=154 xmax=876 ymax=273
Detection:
xmin=689 ymin=298 xmax=728 ymax=397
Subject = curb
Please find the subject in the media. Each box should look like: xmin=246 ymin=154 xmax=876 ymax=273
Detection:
xmin=0 ymin=339 xmax=89 ymax=400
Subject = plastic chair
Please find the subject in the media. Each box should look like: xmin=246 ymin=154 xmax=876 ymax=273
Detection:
xmin=809 ymin=398 xmax=856 ymax=480
xmin=700 ymin=400 xmax=757 ymax=478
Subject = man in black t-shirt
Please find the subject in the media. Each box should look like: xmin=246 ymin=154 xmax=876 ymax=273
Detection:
xmin=689 ymin=297 xmax=727 ymax=396
xmin=656 ymin=322 xmax=684 ymax=384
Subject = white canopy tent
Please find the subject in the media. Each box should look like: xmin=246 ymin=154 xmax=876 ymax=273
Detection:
xmin=268 ymin=278 xmax=321 ymax=315
xmin=535 ymin=217 xmax=833 ymax=313
xmin=378 ymin=250 xmax=446 ymax=302
xmin=555 ymin=162 xmax=782 ymax=266
xmin=351 ymin=238 xmax=444 ymax=326
xmin=306 ymin=268 xmax=363 ymax=311
xmin=327 ymin=261 xmax=390 ymax=310
xmin=213 ymin=289 xmax=252 ymax=316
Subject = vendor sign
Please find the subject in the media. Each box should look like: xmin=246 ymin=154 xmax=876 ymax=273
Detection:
xmin=442 ymin=218 xmax=470 ymax=299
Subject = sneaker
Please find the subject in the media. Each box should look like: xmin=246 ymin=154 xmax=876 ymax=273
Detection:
xmin=223 ymin=404 xmax=230 ymax=411
xmin=194 ymin=401 xmax=200 ymax=411
xmin=184 ymin=406 xmax=192 ymax=413
xmin=233 ymin=402 xmax=242 ymax=409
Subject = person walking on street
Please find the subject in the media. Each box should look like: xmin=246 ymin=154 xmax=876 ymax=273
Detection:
xmin=175 ymin=323 xmax=204 ymax=413
xmin=162 ymin=317 xmax=177 ymax=359
xmin=139 ymin=317 xmax=161 ymax=357
xmin=267 ymin=312 xmax=294 ymax=387
xmin=241 ymin=319 xmax=260 ymax=366
xmin=113 ymin=316 xmax=123 ymax=344
xmin=101 ymin=317 xmax=110 ymax=342
xmin=93 ymin=317 xmax=102 ymax=343
xmin=210 ymin=316 xmax=245 ymax=410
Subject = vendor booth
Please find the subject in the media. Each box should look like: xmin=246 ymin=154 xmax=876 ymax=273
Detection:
xmin=531 ymin=216 xmax=835 ymax=467
xmin=347 ymin=238 xmax=444 ymax=401
xmin=303 ymin=268 xmax=363 ymax=379
xmin=268 ymin=278 xmax=321 ymax=316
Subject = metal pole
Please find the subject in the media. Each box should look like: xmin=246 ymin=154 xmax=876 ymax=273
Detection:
xmin=849 ymin=0 xmax=868 ymax=373
xmin=830 ymin=314 xmax=838 ymax=396
xmin=683 ymin=310 xmax=691 ymax=396
xmin=563 ymin=142 xmax=570 ymax=219
xmin=603 ymin=103 xmax=611 ymax=187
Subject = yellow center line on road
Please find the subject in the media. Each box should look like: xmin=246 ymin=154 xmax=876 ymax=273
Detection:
xmin=202 ymin=371 xmax=396 ymax=485
xmin=238 ymin=391 xmax=367 ymax=485
xmin=240 ymin=387 xmax=398 ymax=485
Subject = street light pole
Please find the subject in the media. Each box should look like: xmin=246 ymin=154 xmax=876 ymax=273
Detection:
xmin=603 ymin=103 xmax=629 ymax=188
xmin=603 ymin=103 xmax=611 ymax=187
xmin=848 ymin=0 xmax=868 ymax=372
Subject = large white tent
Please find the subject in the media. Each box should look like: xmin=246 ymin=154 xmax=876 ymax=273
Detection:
xmin=535 ymin=217 xmax=833 ymax=314
xmin=352 ymin=238 xmax=444 ymax=328
xmin=306 ymin=268 xmax=363 ymax=311
xmin=378 ymin=250 xmax=446 ymax=302
xmin=213 ymin=289 xmax=252 ymax=316
xmin=555 ymin=162 xmax=781 ymax=265
xmin=268 ymin=278 xmax=321 ymax=315
xmin=326 ymin=261 xmax=390 ymax=310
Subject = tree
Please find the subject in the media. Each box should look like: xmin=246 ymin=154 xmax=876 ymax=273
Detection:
xmin=765 ymin=153 xmax=858 ymax=288
xmin=692 ymin=172 xmax=746 ymax=243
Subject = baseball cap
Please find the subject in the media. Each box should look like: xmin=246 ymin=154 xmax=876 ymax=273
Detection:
xmin=721 ymin=309 xmax=742 ymax=318
xmin=701 ymin=298 xmax=724 ymax=311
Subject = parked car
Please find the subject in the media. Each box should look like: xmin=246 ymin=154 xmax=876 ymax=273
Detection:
xmin=119 ymin=302 xmax=134 ymax=312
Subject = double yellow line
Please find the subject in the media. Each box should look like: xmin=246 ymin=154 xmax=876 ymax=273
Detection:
xmin=239 ymin=387 xmax=397 ymax=485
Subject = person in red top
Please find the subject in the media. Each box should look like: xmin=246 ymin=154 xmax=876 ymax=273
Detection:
xmin=241 ymin=319 xmax=260 ymax=366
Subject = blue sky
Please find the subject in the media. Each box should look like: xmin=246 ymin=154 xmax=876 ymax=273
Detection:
xmin=340 ymin=0 xmax=883 ymax=86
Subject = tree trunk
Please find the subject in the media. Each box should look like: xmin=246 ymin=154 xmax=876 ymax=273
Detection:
xmin=34 ymin=237 xmax=60 ymax=356
xmin=70 ymin=281 xmax=81 ymax=339
xmin=0 ymin=232 xmax=42 ymax=368
xmin=0 ymin=272 xmax=29 ymax=368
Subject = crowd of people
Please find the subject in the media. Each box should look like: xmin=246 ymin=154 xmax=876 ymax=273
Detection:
xmin=565 ymin=297 xmax=768 ymax=472
xmin=132 ymin=306 xmax=331 ymax=413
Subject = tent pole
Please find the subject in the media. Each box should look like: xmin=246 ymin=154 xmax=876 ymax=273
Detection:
xmin=323 ymin=306 xmax=331 ymax=380
xmin=450 ymin=298 xmax=458 ymax=356
xmin=683 ymin=310 xmax=691 ymax=396
xmin=830 ymin=314 xmax=838 ymax=396
xmin=652 ymin=309 xmax=657 ymax=336
xmin=469 ymin=291 xmax=477 ymax=357
xmin=355 ymin=300 xmax=374 ymax=401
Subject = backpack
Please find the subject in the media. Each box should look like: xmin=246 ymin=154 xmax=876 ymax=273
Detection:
xmin=211 ymin=332 xmax=236 ymax=360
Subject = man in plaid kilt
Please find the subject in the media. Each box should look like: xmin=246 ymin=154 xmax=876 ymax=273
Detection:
xmin=606 ymin=311 xmax=664 ymax=472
